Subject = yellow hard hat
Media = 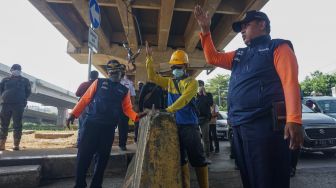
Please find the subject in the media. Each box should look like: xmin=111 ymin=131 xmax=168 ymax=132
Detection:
xmin=169 ymin=50 xmax=189 ymax=65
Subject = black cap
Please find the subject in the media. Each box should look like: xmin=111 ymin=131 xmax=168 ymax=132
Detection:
xmin=232 ymin=10 xmax=270 ymax=33
xmin=10 ymin=64 xmax=21 ymax=71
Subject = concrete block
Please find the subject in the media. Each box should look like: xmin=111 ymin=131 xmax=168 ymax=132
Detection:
xmin=123 ymin=112 xmax=182 ymax=188
xmin=34 ymin=133 xmax=74 ymax=139
xmin=0 ymin=165 xmax=41 ymax=188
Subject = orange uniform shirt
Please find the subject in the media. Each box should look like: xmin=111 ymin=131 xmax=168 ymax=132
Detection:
xmin=200 ymin=32 xmax=302 ymax=125
xmin=71 ymin=80 xmax=138 ymax=122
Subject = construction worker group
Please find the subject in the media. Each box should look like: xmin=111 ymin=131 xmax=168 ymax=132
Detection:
xmin=0 ymin=4 xmax=303 ymax=188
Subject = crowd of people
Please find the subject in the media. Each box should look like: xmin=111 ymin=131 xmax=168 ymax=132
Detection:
xmin=0 ymin=5 xmax=304 ymax=188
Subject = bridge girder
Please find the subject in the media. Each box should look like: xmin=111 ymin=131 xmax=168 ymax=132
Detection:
xmin=29 ymin=0 xmax=269 ymax=82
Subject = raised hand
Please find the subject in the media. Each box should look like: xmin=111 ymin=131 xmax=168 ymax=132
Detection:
xmin=145 ymin=41 xmax=153 ymax=57
xmin=194 ymin=5 xmax=211 ymax=34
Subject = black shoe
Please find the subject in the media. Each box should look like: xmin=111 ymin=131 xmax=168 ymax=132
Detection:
xmin=119 ymin=146 xmax=127 ymax=151
xmin=290 ymin=167 xmax=296 ymax=177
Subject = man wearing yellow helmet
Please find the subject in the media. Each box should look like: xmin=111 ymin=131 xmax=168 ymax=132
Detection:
xmin=145 ymin=42 xmax=208 ymax=188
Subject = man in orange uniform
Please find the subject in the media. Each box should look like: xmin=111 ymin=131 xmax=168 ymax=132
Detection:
xmin=66 ymin=60 xmax=145 ymax=188
xmin=195 ymin=6 xmax=303 ymax=188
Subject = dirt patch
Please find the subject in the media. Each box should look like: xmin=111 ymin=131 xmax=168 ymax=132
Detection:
xmin=2 ymin=131 xmax=135 ymax=150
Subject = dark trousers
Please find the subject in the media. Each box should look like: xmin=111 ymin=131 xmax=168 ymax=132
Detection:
xmin=232 ymin=117 xmax=290 ymax=188
xmin=0 ymin=104 xmax=25 ymax=140
xmin=291 ymin=149 xmax=300 ymax=169
xmin=209 ymin=124 xmax=219 ymax=152
xmin=178 ymin=125 xmax=207 ymax=167
xmin=118 ymin=113 xmax=129 ymax=147
xmin=74 ymin=118 xmax=116 ymax=188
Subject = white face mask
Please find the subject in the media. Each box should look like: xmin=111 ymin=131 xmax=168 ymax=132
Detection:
xmin=11 ymin=70 xmax=21 ymax=76
xmin=198 ymin=86 xmax=204 ymax=93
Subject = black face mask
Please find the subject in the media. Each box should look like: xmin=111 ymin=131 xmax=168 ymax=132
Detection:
xmin=108 ymin=71 xmax=122 ymax=82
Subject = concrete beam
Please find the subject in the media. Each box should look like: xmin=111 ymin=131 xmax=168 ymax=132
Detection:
xmin=174 ymin=0 xmax=241 ymax=14
xmin=47 ymin=0 xmax=242 ymax=14
xmin=29 ymin=0 xmax=83 ymax=47
xmin=157 ymin=0 xmax=175 ymax=51
xmin=116 ymin=0 xmax=138 ymax=51
xmin=72 ymin=0 xmax=111 ymax=54
xmin=184 ymin=0 xmax=222 ymax=53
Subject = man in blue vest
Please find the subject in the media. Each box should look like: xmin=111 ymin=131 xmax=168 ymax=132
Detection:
xmin=195 ymin=7 xmax=303 ymax=188
xmin=66 ymin=60 xmax=145 ymax=188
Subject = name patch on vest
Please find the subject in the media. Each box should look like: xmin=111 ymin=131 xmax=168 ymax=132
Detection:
xmin=258 ymin=48 xmax=270 ymax=52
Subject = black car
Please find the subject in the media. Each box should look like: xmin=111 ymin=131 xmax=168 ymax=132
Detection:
xmin=302 ymin=104 xmax=336 ymax=156
xmin=303 ymin=96 xmax=336 ymax=119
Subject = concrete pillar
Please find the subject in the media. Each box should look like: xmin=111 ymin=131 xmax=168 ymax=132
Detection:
xmin=56 ymin=107 xmax=67 ymax=127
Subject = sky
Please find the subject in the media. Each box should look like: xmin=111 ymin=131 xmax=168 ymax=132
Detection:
xmin=0 ymin=0 xmax=336 ymax=93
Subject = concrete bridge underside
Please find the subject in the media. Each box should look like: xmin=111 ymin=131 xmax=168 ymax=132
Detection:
xmin=29 ymin=0 xmax=269 ymax=84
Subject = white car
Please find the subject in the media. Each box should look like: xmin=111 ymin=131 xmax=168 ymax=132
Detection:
xmin=216 ymin=111 xmax=229 ymax=140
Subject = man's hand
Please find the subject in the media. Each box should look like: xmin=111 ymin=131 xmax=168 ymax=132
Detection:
xmin=137 ymin=112 xmax=148 ymax=119
xmin=284 ymin=122 xmax=303 ymax=150
xmin=66 ymin=114 xmax=75 ymax=130
xmin=194 ymin=5 xmax=211 ymax=34
xmin=145 ymin=41 xmax=153 ymax=57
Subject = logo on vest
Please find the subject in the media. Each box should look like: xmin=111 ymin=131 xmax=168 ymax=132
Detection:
xmin=234 ymin=50 xmax=244 ymax=62
xmin=101 ymin=81 xmax=109 ymax=90
xmin=258 ymin=48 xmax=269 ymax=52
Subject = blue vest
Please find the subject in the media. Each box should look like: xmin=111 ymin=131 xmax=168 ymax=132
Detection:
xmin=227 ymin=35 xmax=293 ymax=126
xmin=86 ymin=78 xmax=128 ymax=123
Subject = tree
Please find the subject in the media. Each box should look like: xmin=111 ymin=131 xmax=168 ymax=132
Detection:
xmin=204 ymin=74 xmax=230 ymax=110
xmin=300 ymin=71 xmax=336 ymax=96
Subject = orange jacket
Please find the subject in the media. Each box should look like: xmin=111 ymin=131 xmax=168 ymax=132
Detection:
xmin=200 ymin=32 xmax=302 ymax=125
xmin=71 ymin=80 xmax=138 ymax=122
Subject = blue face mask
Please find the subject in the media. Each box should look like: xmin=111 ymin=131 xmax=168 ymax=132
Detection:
xmin=172 ymin=69 xmax=184 ymax=78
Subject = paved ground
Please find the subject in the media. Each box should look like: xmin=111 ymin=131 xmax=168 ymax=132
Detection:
xmin=2 ymin=140 xmax=336 ymax=188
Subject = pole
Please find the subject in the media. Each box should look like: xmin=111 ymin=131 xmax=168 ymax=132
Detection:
xmin=87 ymin=24 xmax=93 ymax=80
xmin=218 ymin=85 xmax=221 ymax=106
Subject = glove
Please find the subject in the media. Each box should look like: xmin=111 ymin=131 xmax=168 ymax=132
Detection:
xmin=66 ymin=114 xmax=76 ymax=129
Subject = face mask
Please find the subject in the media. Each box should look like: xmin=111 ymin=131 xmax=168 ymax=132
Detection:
xmin=198 ymin=86 xmax=205 ymax=93
xmin=109 ymin=72 xmax=121 ymax=82
xmin=172 ymin=69 xmax=184 ymax=78
xmin=11 ymin=70 xmax=21 ymax=77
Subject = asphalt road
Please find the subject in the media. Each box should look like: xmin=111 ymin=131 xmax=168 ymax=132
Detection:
xmin=292 ymin=151 xmax=336 ymax=188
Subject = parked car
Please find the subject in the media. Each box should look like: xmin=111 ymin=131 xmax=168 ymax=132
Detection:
xmin=225 ymin=104 xmax=336 ymax=156
xmin=302 ymin=104 xmax=336 ymax=156
xmin=216 ymin=111 xmax=229 ymax=140
xmin=303 ymin=96 xmax=336 ymax=119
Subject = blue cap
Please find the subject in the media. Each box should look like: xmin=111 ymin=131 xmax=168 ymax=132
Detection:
xmin=232 ymin=10 xmax=270 ymax=32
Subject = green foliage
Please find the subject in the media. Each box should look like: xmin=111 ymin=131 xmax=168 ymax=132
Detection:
xmin=8 ymin=122 xmax=71 ymax=131
xmin=205 ymin=74 xmax=230 ymax=110
xmin=300 ymin=71 xmax=336 ymax=96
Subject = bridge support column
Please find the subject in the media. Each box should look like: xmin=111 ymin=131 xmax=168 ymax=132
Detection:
xmin=56 ymin=107 xmax=67 ymax=127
